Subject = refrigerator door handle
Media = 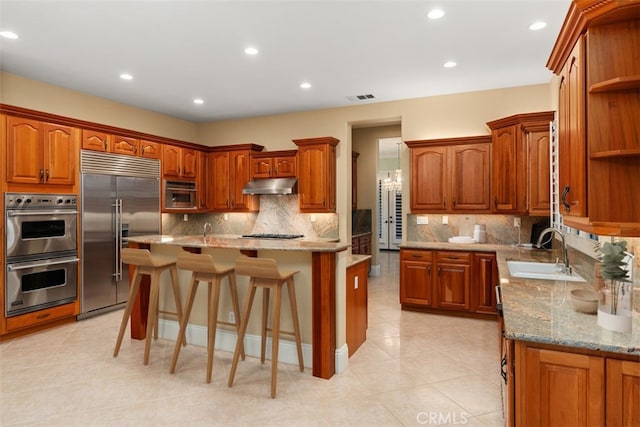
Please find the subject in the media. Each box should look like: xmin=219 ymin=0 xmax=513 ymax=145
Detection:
xmin=113 ymin=199 xmax=122 ymax=281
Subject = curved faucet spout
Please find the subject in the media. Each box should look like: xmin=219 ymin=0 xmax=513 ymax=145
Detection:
xmin=203 ymin=222 xmax=212 ymax=238
xmin=536 ymin=227 xmax=570 ymax=273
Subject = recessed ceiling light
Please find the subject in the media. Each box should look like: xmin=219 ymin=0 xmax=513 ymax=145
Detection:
xmin=119 ymin=73 xmax=133 ymax=81
xmin=443 ymin=61 xmax=457 ymax=68
xmin=0 ymin=30 xmax=19 ymax=39
xmin=427 ymin=9 xmax=445 ymax=20
xmin=244 ymin=47 xmax=259 ymax=55
xmin=193 ymin=98 xmax=204 ymax=105
xmin=529 ymin=21 xmax=547 ymax=31
xmin=300 ymin=82 xmax=311 ymax=89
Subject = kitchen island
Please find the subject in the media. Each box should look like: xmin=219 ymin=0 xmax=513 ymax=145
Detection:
xmin=126 ymin=234 xmax=349 ymax=379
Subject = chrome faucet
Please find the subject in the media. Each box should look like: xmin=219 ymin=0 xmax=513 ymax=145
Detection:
xmin=536 ymin=227 xmax=570 ymax=273
xmin=203 ymin=222 xmax=212 ymax=238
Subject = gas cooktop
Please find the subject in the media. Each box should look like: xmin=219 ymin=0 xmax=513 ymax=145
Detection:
xmin=241 ymin=233 xmax=304 ymax=240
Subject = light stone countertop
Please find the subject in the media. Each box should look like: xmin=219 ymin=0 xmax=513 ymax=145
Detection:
xmin=126 ymin=234 xmax=349 ymax=253
xmin=401 ymin=240 xmax=640 ymax=356
xmin=347 ymin=254 xmax=371 ymax=268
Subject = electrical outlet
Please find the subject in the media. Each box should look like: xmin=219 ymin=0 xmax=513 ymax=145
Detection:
xmin=229 ymin=311 xmax=235 ymax=324
xmin=183 ymin=214 xmax=188 ymax=222
xmin=223 ymin=213 xmax=229 ymax=221
xmin=417 ymin=216 xmax=428 ymax=225
xmin=442 ymin=215 xmax=448 ymax=225
xmin=513 ymin=217 xmax=521 ymax=227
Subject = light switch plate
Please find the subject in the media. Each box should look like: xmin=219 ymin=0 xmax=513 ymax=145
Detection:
xmin=442 ymin=215 xmax=448 ymax=225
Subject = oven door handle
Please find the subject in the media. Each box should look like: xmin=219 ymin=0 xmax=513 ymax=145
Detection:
xmin=8 ymin=257 xmax=79 ymax=271
xmin=7 ymin=210 xmax=78 ymax=216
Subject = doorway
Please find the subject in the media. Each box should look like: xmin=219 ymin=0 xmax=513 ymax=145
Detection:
xmin=378 ymin=137 xmax=403 ymax=250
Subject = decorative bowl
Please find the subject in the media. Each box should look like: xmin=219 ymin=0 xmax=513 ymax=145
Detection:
xmin=570 ymin=289 xmax=598 ymax=314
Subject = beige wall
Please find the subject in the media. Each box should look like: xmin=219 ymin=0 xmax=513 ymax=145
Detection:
xmin=0 ymin=71 xmax=198 ymax=143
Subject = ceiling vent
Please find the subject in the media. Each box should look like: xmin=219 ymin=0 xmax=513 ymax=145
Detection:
xmin=347 ymin=94 xmax=376 ymax=102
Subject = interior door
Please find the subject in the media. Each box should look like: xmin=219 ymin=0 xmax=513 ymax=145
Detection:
xmin=377 ymin=173 xmax=402 ymax=250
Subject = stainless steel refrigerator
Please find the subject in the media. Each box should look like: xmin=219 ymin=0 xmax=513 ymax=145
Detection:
xmin=79 ymin=150 xmax=160 ymax=318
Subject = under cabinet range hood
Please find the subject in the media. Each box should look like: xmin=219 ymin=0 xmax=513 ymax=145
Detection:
xmin=242 ymin=177 xmax=298 ymax=195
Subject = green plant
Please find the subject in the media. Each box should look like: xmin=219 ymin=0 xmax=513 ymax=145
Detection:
xmin=595 ymin=240 xmax=630 ymax=315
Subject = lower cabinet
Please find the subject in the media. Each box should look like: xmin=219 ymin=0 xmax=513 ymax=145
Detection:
xmin=513 ymin=341 xmax=640 ymax=426
xmin=400 ymin=248 xmax=497 ymax=316
xmin=346 ymin=258 xmax=368 ymax=357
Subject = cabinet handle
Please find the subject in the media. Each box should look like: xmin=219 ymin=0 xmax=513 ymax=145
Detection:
xmin=45 ymin=169 xmax=49 ymax=182
xmin=36 ymin=313 xmax=51 ymax=319
xmin=141 ymin=145 xmax=146 ymax=154
xmin=427 ymin=265 xmax=431 ymax=276
xmin=443 ymin=197 xmax=446 ymax=208
xmin=103 ymin=141 xmax=107 ymax=150
xmin=178 ymin=166 xmax=181 ymax=175
xmin=39 ymin=169 xmax=44 ymax=182
xmin=134 ymin=146 xmax=138 ymax=154
xmin=452 ymin=198 xmax=456 ymax=208
xmin=494 ymin=197 xmax=498 ymax=208
xmin=438 ymin=266 xmax=442 ymax=276
xmin=448 ymin=256 xmax=459 ymax=260
xmin=561 ymin=185 xmax=571 ymax=211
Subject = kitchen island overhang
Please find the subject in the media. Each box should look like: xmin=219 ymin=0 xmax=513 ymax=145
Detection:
xmin=125 ymin=234 xmax=349 ymax=379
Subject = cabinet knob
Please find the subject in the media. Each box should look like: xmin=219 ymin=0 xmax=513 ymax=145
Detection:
xmin=443 ymin=197 xmax=446 ymax=208
xmin=39 ymin=169 xmax=44 ymax=182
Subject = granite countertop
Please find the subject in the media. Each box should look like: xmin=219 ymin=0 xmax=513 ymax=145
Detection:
xmin=126 ymin=234 xmax=350 ymax=253
xmin=401 ymin=240 xmax=640 ymax=356
xmin=347 ymin=254 xmax=372 ymax=268
xmin=352 ymin=232 xmax=372 ymax=239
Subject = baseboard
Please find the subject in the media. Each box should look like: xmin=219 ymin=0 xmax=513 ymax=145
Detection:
xmin=159 ymin=319 xmax=315 ymax=368
xmin=335 ymin=343 xmax=349 ymax=374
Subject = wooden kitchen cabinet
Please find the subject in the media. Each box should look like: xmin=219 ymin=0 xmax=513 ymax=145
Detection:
xmin=405 ymin=136 xmax=491 ymax=213
xmin=526 ymin=124 xmax=553 ymax=216
xmin=434 ymin=251 xmax=471 ymax=311
xmin=139 ymin=140 xmax=160 ymax=159
xmin=82 ymin=130 xmax=160 ymax=160
xmin=606 ymin=359 xmax=640 ymax=426
xmin=346 ymin=258 xmax=368 ymax=357
xmin=547 ymin=1 xmax=640 ymax=236
xmin=472 ymin=252 xmax=498 ymax=315
xmin=250 ymin=150 xmax=297 ymax=179
xmin=82 ymin=129 xmax=110 ymax=152
xmin=293 ymin=136 xmax=339 ymax=213
xmin=6 ymin=116 xmax=77 ymax=186
xmin=111 ymin=135 xmax=139 ymax=156
xmin=162 ymin=144 xmax=197 ymax=179
xmin=400 ymin=249 xmax=434 ymax=306
xmin=210 ymin=144 xmax=263 ymax=212
xmin=197 ymin=151 xmax=208 ymax=210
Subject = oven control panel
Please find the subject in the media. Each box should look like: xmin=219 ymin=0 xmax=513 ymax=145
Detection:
xmin=5 ymin=193 xmax=77 ymax=209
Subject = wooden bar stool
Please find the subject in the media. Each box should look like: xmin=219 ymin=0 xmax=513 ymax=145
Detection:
xmin=170 ymin=251 xmax=245 ymax=383
xmin=113 ymin=248 xmax=185 ymax=365
xmin=228 ymin=255 xmax=304 ymax=398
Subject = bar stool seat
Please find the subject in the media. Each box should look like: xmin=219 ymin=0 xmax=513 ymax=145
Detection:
xmin=170 ymin=251 xmax=245 ymax=383
xmin=228 ymin=255 xmax=304 ymax=398
xmin=113 ymin=248 xmax=185 ymax=365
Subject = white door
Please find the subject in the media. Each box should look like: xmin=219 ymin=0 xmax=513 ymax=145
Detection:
xmin=377 ymin=173 xmax=402 ymax=250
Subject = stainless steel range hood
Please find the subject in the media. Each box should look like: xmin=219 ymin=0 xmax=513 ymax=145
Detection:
xmin=242 ymin=177 xmax=298 ymax=195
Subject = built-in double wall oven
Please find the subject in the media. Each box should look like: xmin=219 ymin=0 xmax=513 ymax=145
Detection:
xmin=5 ymin=193 xmax=79 ymax=317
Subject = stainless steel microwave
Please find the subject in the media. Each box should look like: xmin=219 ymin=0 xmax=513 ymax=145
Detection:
xmin=164 ymin=180 xmax=197 ymax=210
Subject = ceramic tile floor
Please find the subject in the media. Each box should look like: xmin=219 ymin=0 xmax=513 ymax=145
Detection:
xmin=0 ymin=251 xmax=504 ymax=426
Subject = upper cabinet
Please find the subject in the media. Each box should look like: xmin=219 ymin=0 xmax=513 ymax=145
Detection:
xmin=547 ymin=0 xmax=640 ymax=236
xmin=405 ymin=136 xmax=492 ymax=213
xmin=162 ymin=144 xmax=197 ymax=179
xmin=197 ymin=151 xmax=208 ymax=211
xmin=487 ymin=111 xmax=555 ymax=216
xmin=210 ymin=144 xmax=263 ymax=212
xmin=250 ymin=149 xmax=297 ymax=179
xmin=139 ymin=140 xmax=160 ymax=159
xmin=293 ymin=136 xmax=339 ymax=213
xmin=82 ymin=130 xmax=160 ymax=160
xmin=6 ymin=116 xmax=78 ymax=186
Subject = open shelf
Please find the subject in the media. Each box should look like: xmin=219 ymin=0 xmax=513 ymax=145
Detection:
xmin=589 ymin=75 xmax=640 ymax=93
xmin=590 ymin=148 xmax=640 ymax=159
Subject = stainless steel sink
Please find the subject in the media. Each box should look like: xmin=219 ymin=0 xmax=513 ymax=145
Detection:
xmin=507 ymin=260 xmax=586 ymax=282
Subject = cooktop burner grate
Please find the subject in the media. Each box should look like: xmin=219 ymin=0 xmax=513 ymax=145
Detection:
xmin=241 ymin=233 xmax=304 ymax=239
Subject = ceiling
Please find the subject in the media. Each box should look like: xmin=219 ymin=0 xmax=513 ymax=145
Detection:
xmin=0 ymin=0 xmax=571 ymax=123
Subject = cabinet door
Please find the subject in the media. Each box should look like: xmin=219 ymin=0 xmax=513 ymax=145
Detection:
xmin=346 ymin=260 xmax=368 ymax=357
xmin=472 ymin=252 xmax=498 ymax=314
xmin=82 ymin=130 xmax=109 ymax=152
xmin=162 ymin=145 xmax=182 ymax=176
xmin=274 ymin=155 xmax=296 ymax=177
xmin=197 ymin=151 xmax=208 ymax=210
xmin=140 ymin=140 xmax=160 ymax=159
xmin=491 ymin=125 xmax=524 ymax=213
xmin=210 ymin=151 xmax=230 ymax=210
xmin=411 ymin=146 xmax=447 ymax=212
xmin=251 ymin=157 xmax=272 ymax=179
xmin=516 ymin=343 xmax=604 ymax=426
xmin=435 ymin=252 xmax=470 ymax=310
xmin=528 ymin=129 xmax=552 ymax=216
xmin=400 ymin=250 xmax=433 ymax=306
xmin=111 ymin=136 xmax=139 ymax=156
xmin=181 ymin=148 xmax=197 ymax=178
xmin=229 ymin=150 xmax=253 ymax=211
xmin=298 ymin=144 xmax=330 ymax=212
xmin=42 ymin=123 xmax=76 ymax=185
xmin=6 ymin=116 xmax=43 ymax=184
xmin=451 ymin=143 xmax=491 ymax=211
xmin=558 ymin=38 xmax=587 ymax=218
xmin=606 ymin=359 xmax=640 ymax=427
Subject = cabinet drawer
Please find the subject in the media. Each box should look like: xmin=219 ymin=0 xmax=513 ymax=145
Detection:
xmin=436 ymin=251 xmax=471 ymax=263
xmin=401 ymin=249 xmax=432 ymax=261
xmin=6 ymin=302 xmax=76 ymax=332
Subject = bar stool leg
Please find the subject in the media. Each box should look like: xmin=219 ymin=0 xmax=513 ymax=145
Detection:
xmin=228 ymin=281 xmax=257 ymax=387
xmin=287 ymin=278 xmax=304 ymax=371
xmin=270 ymin=284 xmax=282 ymax=398
xmin=169 ymin=265 xmax=186 ymax=347
xmin=227 ymin=273 xmax=245 ymax=360
xmin=170 ymin=273 xmax=199 ymax=374
xmin=261 ymin=287 xmax=270 ymax=364
xmin=144 ymin=270 xmax=161 ymax=365
xmin=114 ymin=270 xmax=142 ymax=357
xmin=206 ymin=277 xmax=222 ymax=383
